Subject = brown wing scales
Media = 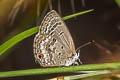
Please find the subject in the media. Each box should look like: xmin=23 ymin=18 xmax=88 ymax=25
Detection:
xmin=33 ymin=10 xmax=76 ymax=67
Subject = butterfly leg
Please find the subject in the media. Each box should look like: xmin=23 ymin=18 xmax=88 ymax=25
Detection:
xmin=72 ymin=61 xmax=78 ymax=69
xmin=77 ymin=52 xmax=83 ymax=64
xmin=78 ymin=59 xmax=83 ymax=64
xmin=62 ymin=67 xmax=64 ymax=72
xmin=72 ymin=64 xmax=75 ymax=69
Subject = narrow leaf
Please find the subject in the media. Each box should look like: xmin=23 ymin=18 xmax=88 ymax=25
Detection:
xmin=0 ymin=62 xmax=120 ymax=78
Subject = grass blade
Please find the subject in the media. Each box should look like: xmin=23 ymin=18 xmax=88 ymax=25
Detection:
xmin=48 ymin=70 xmax=110 ymax=80
xmin=0 ymin=62 xmax=120 ymax=78
xmin=0 ymin=27 xmax=39 ymax=55
xmin=63 ymin=9 xmax=94 ymax=20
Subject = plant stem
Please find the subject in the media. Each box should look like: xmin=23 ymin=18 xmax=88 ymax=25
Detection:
xmin=0 ymin=62 xmax=120 ymax=78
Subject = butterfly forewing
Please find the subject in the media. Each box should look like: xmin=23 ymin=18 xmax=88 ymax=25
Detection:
xmin=33 ymin=10 xmax=76 ymax=67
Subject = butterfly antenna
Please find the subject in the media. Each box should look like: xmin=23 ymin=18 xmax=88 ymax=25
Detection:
xmin=76 ymin=40 xmax=95 ymax=52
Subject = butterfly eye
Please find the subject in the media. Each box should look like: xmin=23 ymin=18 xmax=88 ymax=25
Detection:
xmin=38 ymin=54 xmax=44 ymax=59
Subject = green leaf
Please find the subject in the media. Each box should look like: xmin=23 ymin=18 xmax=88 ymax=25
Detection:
xmin=1 ymin=62 xmax=120 ymax=78
xmin=0 ymin=27 xmax=39 ymax=55
xmin=0 ymin=9 xmax=94 ymax=56
xmin=49 ymin=70 xmax=110 ymax=80
xmin=62 ymin=9 xmax=94 ymax=20
xmin=115 ymin=0 xmax=120 ymax=7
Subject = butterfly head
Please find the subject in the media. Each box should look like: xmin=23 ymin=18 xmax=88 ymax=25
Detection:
xmin=64 ymin=52 xmax=81 ymax=66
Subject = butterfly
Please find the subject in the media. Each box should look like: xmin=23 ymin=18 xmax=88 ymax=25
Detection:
xmin=33 ymin=10 xmax=82 ymax=67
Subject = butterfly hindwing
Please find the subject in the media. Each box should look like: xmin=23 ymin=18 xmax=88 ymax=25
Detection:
xmin=34 ymin=10 xmax=76 ymax=67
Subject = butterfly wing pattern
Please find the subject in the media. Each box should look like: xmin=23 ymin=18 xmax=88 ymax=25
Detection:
xmin=33 ymin=10 xmax=80 ymax=67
